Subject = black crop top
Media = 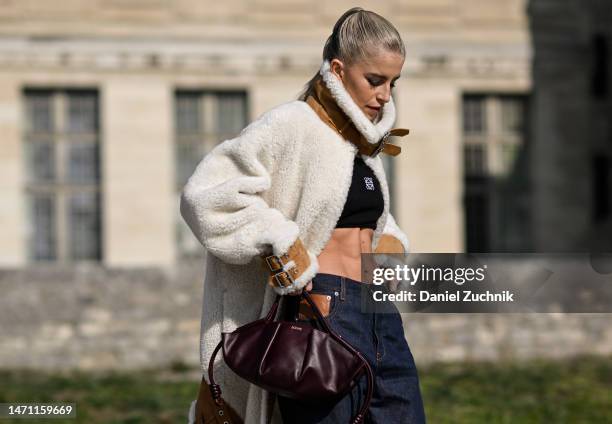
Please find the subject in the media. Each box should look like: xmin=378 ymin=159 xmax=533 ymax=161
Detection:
xmin=335 ymin=155 xmax=384 ymax=229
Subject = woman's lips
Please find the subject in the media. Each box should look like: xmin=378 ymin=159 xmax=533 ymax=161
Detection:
xmin=366 ymin=106 xmax=381 ymax=113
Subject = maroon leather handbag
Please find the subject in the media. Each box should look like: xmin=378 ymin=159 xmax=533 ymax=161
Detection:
xmin=207 ymin=291 xmax=374 ymax=424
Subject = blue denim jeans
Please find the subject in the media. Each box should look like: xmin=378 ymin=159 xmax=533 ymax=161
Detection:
xmin=277 ymin=273 xmax=427 ymax=424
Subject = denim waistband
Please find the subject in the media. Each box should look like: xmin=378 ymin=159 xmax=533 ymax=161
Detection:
xmin=309 ymin=272 xmax=392 ymax=314
xmin=311 ymin=272 xmax=372 ymax=293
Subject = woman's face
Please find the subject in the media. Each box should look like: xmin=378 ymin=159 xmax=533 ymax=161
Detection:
xmin=330 ymin=51 xmax=404 ymax=122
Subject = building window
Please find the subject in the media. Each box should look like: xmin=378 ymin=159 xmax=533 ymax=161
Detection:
xmin=23 ymin=89 xmax=102 ymax=261
xmin=463 ymin=95 xmax=487 ymax=135
xmin=174 ymin=90 xmax=248 ymax=258
xmin=593 ymin=154 xmax=610 ymax=222
xmin=591 ymin=33 xmax=609 ymax=100
xmin=462 ymin=94 xmax=530 ymax=252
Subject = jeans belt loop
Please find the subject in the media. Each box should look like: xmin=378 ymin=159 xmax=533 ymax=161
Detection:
xmin=340 ymin=276 xmax=346 ymax=301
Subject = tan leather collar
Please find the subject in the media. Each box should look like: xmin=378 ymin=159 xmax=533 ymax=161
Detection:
xmin=305 ymin=76 xmax=409 ymax=157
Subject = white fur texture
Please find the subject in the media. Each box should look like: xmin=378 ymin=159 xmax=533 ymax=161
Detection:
xmin=378 ymin=212 xmax=410 ymax=253
xmin=180 ymin=61 xmax=410 ymax=424
xmin=319 ymin=59 xmax=397 ymax=145
xmin=187 ymin=400 xmax=196 ymax=424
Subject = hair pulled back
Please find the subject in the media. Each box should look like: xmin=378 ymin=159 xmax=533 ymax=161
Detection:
xmin=297 ymin=7 xmax=405 ymax=101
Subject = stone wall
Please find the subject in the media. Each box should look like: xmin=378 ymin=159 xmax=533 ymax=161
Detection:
xmin=0 ymin=261 xmax=204 ymax=371
xmin=1 ymin=261 xmax=610 ymax=371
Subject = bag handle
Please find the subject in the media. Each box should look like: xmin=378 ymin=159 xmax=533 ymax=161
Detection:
xmin=207 ymin=340 xmax=224 ymax=406
xmin=264 ymin=294 xmax=282 ymax=321
xmin=206 ymin=295 xmax=283 ymax=404
xmin=207 ymin=292 xmax=374 ymax=424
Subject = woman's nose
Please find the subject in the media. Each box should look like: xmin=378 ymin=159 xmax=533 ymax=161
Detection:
xmin=377 ymin=84 xmax=392 ymax=104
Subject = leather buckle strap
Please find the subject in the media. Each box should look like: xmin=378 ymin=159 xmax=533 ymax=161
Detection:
xmin=371 ymin=134 xmax=389 ymax=157
xmin=372 ymin=128 xmax=410 ymax=157
xmin=273 ymin=271 xmax=295 ymax=288
xmin=264 ymin=255 xmax=297 ymax=288
xmin=261 ymin=238 xmax=311 ymax=291
xmin=264 ymin=254 xmax=285 ymax=273
xmin=264 ymin=254 xmax=295 ymax=287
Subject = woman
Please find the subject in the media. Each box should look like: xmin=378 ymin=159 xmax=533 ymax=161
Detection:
xmin=182 ymin=7 xmax=426 ymax=424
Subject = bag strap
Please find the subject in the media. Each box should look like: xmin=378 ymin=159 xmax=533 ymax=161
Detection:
xmin=207 ymin=340 xmax=224 ymax=405
xmin=265 ymin=294 xmax=282 ymax=321
xmin=207 ymin=295 xmax=283 ymax=403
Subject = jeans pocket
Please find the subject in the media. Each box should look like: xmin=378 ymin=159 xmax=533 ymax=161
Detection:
xmin=299 ymin=290 xmax=342 ymax=319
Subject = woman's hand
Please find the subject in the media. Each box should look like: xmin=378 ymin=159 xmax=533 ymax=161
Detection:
xmin=286 ymin=280 xmax=313 ymax=296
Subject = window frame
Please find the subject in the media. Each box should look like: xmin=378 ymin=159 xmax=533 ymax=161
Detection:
xmin=23 ymin=88 xmax=103 ymax=263
xmin=174 ymin=88 xmax=249 ymax=258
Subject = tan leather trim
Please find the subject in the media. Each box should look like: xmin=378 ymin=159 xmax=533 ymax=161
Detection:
xmin=298 ymin=293 xmax=332 ymax=319
xmin=261 ymin=238 xmax=311 ymax=289
xmin=304 ymin=76 xmax=409 ymax=157
xmin=374 ymin=234 xmax=405 ymax=255
xmin=195 ymin=375 xmax=243 ymax=424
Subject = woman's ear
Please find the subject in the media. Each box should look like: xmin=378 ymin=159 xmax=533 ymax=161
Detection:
xmin=330 ymin=58 xmax=344 ymax=81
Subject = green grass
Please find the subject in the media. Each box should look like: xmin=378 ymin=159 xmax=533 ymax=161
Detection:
xmin=0 ymin=367 xmax=195 ymax=423
xmin=0 ymin=354 xmax=610 ymax=423
xmin=421 ymin=353 xmax=612 ymax=423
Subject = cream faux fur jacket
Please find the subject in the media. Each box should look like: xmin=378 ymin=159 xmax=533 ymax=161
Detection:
xmin=181 ymin=59 xmax=410 ymax=424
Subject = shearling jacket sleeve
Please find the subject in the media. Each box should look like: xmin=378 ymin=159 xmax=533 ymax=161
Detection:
xmin=179 ymin=109 xmax=318 ymax=294
xmin=379 ymin=213 xmax=410 ymax=254
xmin=374 ymin=213 xmax=410 ymax=293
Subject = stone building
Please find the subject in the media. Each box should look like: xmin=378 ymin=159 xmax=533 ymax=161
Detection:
xmin=2 ymin=1 xmax=610 ymax=371
xmin=529 ymin=0 xmax=612 ymax=252
xmin=0 ymin=0 xmax=532 ymax=267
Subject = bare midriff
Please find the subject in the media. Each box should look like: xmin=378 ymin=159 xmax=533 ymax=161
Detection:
xmin=316 ymin=227 xmax=374 ymax=283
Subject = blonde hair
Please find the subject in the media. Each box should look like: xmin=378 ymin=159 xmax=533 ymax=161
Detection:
xmin=297 ymin=7 xmax=406 ymax=101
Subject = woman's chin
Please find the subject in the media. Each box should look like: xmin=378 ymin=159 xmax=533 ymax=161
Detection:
xmin=365 ymin=109 xmax=378 ymax=121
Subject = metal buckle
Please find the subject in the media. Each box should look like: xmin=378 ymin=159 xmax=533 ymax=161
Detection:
xmin=273 ymin=271 xmax=295 ymax=288
xmin=372 ymin=131 xmax=391 ymax=157
xmin=264 ymin=255 xmax=283 ymax=273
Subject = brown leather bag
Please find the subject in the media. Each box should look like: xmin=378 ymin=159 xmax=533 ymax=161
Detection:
xmin=206 ymin=291 xmax=374 ymax=424
xmin=194 ymin=374 xmax=243 ymax=424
